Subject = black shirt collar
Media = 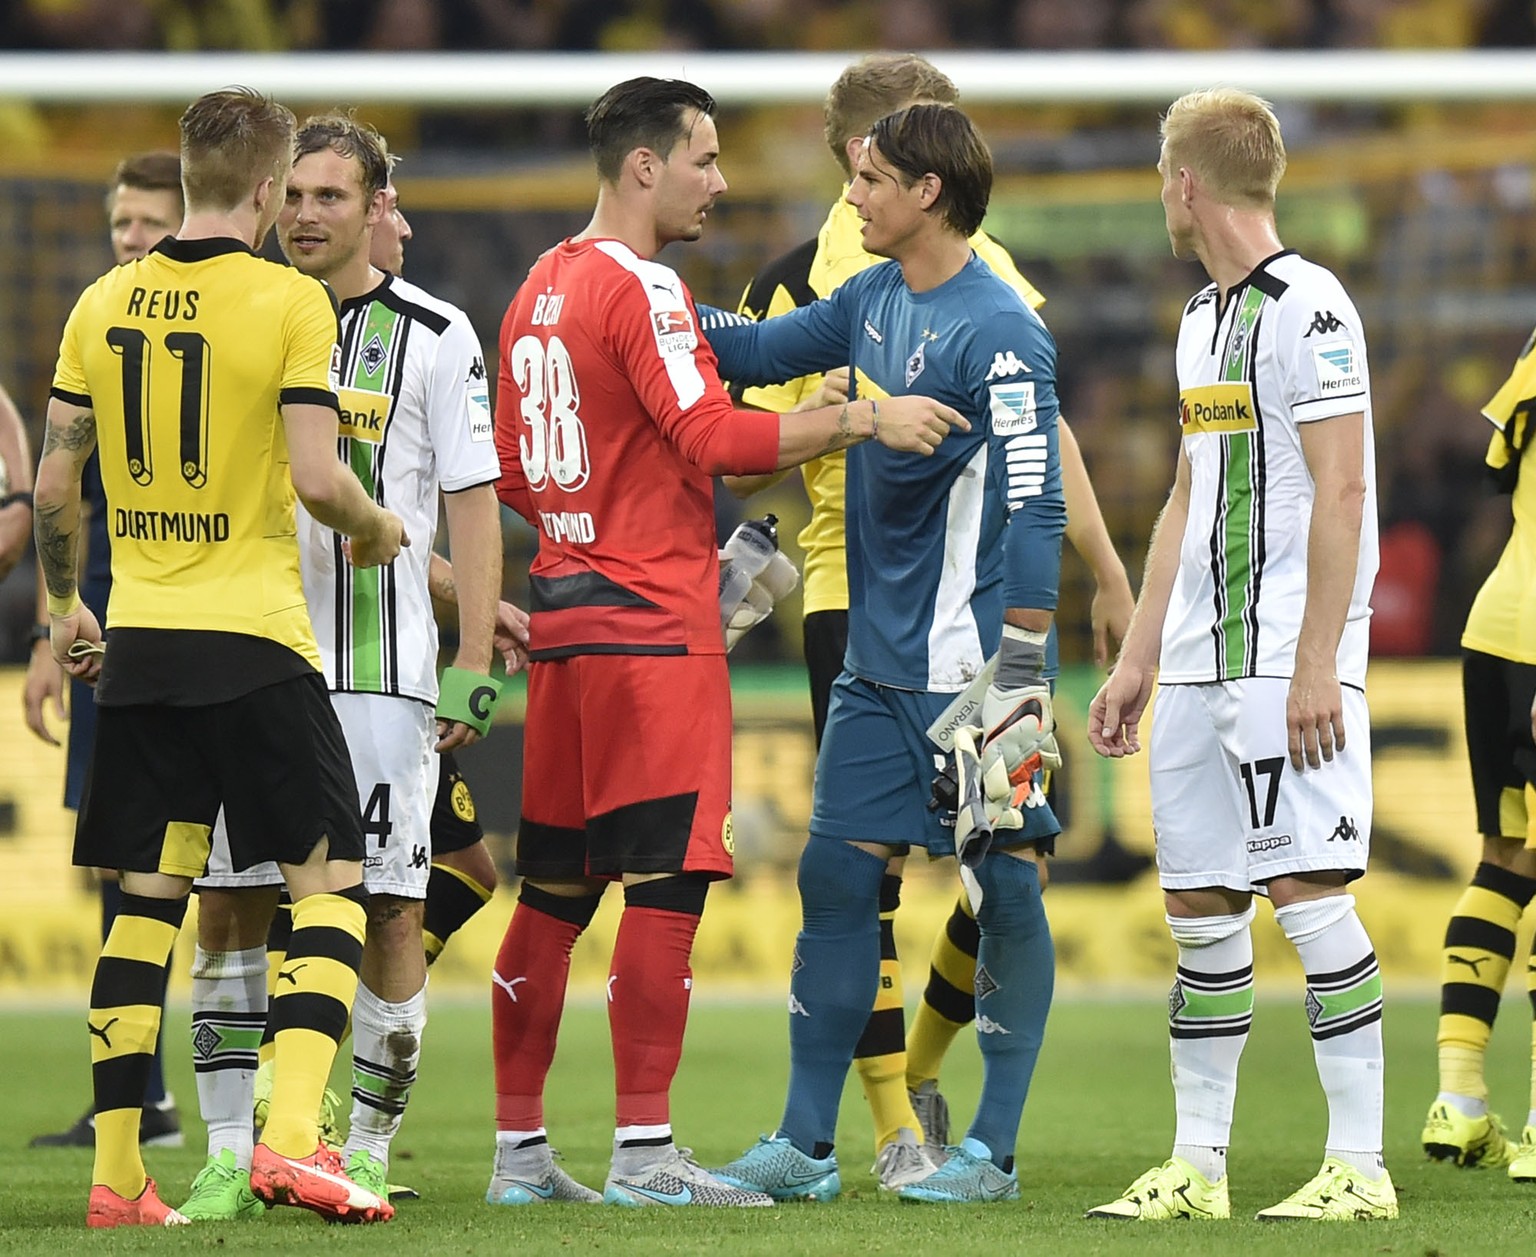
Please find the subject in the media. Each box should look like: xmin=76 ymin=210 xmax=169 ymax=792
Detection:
xmin=150 ymin=236 xmax=254 ymax=263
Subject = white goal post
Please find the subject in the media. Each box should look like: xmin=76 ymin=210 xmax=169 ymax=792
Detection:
xmin=1 ymin=49 xmax=1535 ymax=106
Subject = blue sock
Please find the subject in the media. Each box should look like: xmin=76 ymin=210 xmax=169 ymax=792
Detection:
xmin=778 ymin=838 xmax=885 ymax=1157
xmin=966 ymin=852 xmax=1053 ymax=1170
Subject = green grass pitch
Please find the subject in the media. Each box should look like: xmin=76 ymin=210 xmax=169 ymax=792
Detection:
xmin=3 ymin=995 xmax=1534 ymax=1254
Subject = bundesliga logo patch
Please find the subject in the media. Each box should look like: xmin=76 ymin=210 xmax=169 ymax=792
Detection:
xmin=651 ymin=308 xmax=697 ymax=356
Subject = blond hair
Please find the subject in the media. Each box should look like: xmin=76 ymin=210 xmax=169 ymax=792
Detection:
xmin=1160 ymin=88 xmax=1286 ymax=208
xmin=824 ymin=54 xmax=959 ymax=177
xmin=180 ymin=87 xmax=295 ymax=212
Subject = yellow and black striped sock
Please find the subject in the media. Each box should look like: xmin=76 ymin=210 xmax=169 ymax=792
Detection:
xmin=1438 ymin=861 xmax=1536 ymax=1100
xmin=423 ymin=862 xmax=493 ymax=967
xmin=1528 ymin=955 xmax=1536 ymax=1124
xmin=89 ymin=893 xmax=187 ymax=1197
xmin=262 ymin=885 xmax=366 ymax=1158
xmin=906 ymin=892 xmax=978 ymax=1089
xmin=257 ymin=895 xmax=293 ymax=1070
xmin=854 ymin=874 xmax=918 ymax=1149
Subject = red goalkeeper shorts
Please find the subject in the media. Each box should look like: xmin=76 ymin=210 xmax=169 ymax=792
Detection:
xmin=515 ymin=652 xmax=735 ymax=881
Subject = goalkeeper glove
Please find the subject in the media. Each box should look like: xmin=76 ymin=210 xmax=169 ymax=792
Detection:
xmin=952 ymin=726 xmax=1027 ymax=912
xmin=978 ymin=625 xmax=1060 ymax=797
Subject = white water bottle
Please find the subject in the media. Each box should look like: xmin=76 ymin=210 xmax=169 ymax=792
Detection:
xmin=718 ymin=514 xmax=779 ymax=627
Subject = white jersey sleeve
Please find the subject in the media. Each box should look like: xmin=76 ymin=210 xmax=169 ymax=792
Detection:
xmin=1273 ymin=278 xmax=1370 ymax=424
xmin=429 ymin=310 xmax=501 ymax=492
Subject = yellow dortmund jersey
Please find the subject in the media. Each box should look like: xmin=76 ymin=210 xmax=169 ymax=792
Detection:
xmin=1464 ymin=329 xmax=1536 ymax=663
xmin=737 ymin=196 xmax=1045 ymax=614
xmin=51 ymin=236 xmax=338 ymax=675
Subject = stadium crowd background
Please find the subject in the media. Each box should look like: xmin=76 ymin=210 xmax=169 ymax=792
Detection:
xmin=0 ymin=12 xmax=1534 ymax=967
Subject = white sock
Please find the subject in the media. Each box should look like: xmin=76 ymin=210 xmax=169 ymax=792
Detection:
xmin=189 ymin=944 xmax=267 ymax=1166
xmin=1167 ymin=907 xmax=1254 ymax=1184
xmin=343 ymin=979 xmax=427 ymax=1166
xmin=1274 ymin=895 xmax=1385 ymax=1175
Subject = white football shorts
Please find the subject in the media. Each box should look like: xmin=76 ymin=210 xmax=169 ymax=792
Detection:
xmin=198 ymin=692 xmax=437 ymax=899
xmin=1150 ymin=677 xmax=1372 ymax=893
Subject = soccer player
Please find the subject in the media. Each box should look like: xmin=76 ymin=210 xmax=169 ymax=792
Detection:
xmin=1085 ymin=88 xmax=1392 ymax=1222
xmin=25 ymin=150 xmax=186 ymax=1153
xmin=0 ymin=380 xmax=32 ymax=578
xmin=725 ymin=54 xmax=1134 ymax=1177
xmin=488 ymin=76 xmax=963 ymax=1209
xmin=36 ymin=87 xmax=405 ymax=1227
xmin=378 ymin=172 xmax=511 ymax=974
xmin=700 ymin=102 xmax=1064 ymax=1205
xmin=1419 ymin=329 xmax=1536 ymax=1177
xmin=182 ymin=114 xmax=503 ymax=1219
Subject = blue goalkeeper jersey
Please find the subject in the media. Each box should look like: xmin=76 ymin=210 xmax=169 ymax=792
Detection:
xmin=701 ymin=254 xmax=1065 ymax=693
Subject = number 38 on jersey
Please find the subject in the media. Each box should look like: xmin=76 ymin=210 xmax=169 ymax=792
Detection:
xmin=509 ymin=334 xmax=590 ymax=493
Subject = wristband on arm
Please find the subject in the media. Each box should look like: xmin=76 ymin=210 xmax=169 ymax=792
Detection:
xmin=436 ymin=667 xmax=504 ymax=738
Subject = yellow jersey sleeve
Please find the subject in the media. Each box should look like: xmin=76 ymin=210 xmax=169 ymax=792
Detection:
xmin=1482 ymin=330 xmax=1536 ymax=475
xmin=281 ymin=276 xmax=341 ymax=403
xmin=970 ymin=232 xmax=1046 ymax=311
xmin=1463 ymin=329 xmax=1536 ymax=662
xmin=737 ymin=263 xmax=822 ymax=415
xmin=50 ymin=285 xmax=96 ymax=404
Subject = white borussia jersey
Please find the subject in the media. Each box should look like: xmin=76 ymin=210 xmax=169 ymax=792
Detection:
xmin=1160 ymin=251 xmax=1378 ymax=688
xmin=300 ymin=274 xmax=500 ymax=703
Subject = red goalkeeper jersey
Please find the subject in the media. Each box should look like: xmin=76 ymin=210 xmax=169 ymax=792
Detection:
xmin=495 ymin=237 xmax=779 ymax=659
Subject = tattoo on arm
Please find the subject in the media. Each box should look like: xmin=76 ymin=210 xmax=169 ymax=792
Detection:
xmin=35 ymin=505 xmax=79 ymax=601
xmin=40 ymin=412 xmax=96 ymax=458
xmin=813 ymin=403 xmax=857 ymax=458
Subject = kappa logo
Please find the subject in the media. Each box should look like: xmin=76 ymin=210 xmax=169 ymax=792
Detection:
xmin=788 ymin=993 xmax=810 ymax=1017
xmin=863 ymin=318 xmax=883 ymax=344
xmin=467 ymin=355 xmax=486 ymax=382
xmin=1247 ymin=834 xmax=1293 ymax=854
xmin=360 ymin=333 xmax=387 ymax=375
xmin=1304 ymin=310 xmax=1344 ymax=337
xmin=905 ymin=342 xmax=926 ymax=387
xmin=1329 ymin=815 xmax=1360 ymax=843
xmin=410 ymin=844 xmax=429 ymax=870
xmin=975 ymin=1014 xmax=1011 ymax=1035
xmin=985 ymin=350 xmax=1031 ymax=381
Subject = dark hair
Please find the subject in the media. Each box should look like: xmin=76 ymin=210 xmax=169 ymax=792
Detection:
xmin=111 ymin=151 xmax=183 ymax=202
xmin=179 ymin=87 xmax=295 ymax=211
xmin=295 ymin=112 xmax=393 ymax=199
xmin=824 ymin=54 xmax=959 ymax=177
xmin=868 ymin=104 xmax=992 ymax=238
xmin=585 ymin=77 xmax=717 ymax=183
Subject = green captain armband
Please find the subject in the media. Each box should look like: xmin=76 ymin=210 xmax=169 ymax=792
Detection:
xmin=436 ymin=668 xmax=505 ymax=737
